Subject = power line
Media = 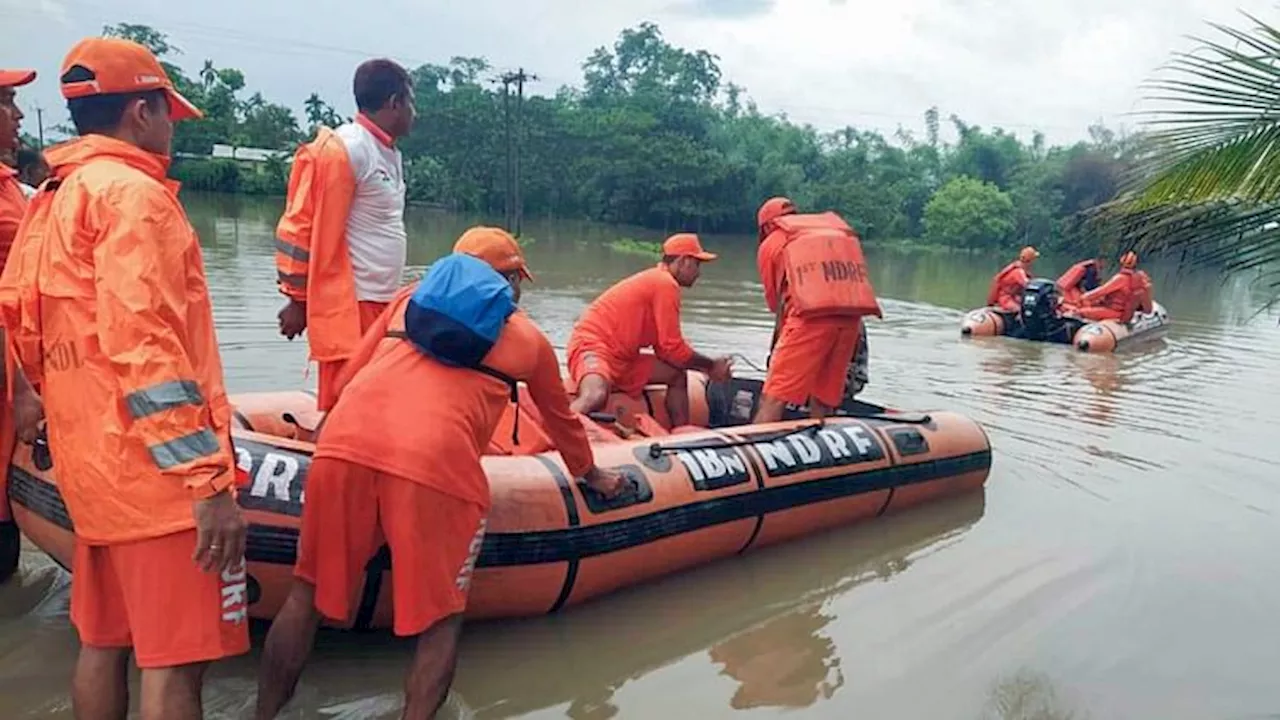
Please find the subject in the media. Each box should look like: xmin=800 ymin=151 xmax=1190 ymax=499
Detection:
xmin=494 ymin=68 xmax=538 ymax=237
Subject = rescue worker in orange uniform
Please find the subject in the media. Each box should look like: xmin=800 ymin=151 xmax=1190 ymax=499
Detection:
xmin=988 ymin=246 xmax=1040 ymax=312
xmin=0 ymin=67 xmax=45 ymax=534
xmin=274 ymin=59 xmax=416 ymax=411
xmin=567 ymin=233 xmax=733 ymax=428
xmin=1072 ymin=251 xmax=1143 ymax=322
xmin=753 ymin=197 xmax=882 ymax=424
xmin=255 ymin=227 xmax=626 ymax=720
xmin=0 ymin=67 xmax=37 ymax=269
xmin=0 ymin=37 xmax=249 ymax=719
xmin=1056 ymin=257 xmax=1103 ymax=308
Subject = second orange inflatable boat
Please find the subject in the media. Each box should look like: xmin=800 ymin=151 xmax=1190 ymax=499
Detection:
xmin=4 ymin=373 xmax=991 ymax=628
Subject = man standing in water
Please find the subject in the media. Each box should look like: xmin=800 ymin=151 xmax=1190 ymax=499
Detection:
xmin=274 ymin=59 xmax=416 ymax=410
xmin=255 ymin=227 xmax=625 ymax=719
xmin=0 ymin=37 xmax=248 ymax=718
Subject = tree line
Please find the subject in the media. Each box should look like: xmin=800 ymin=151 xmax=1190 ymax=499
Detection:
xmin=32 ymin=22 xmax=1144 ymax=252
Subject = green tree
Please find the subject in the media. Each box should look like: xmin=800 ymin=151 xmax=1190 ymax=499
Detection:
xmin=923 ymin=176 xmax=1017 ymax=250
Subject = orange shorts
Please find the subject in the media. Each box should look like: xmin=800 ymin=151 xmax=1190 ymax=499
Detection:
xmin=567 ymin=337 xmax=657 ymax=398
xmin=764 ymin=317 xmax=861 ymax=408
xmin=295 ymin=457 xmax=487 ymax=637
xmin=1074 ymin=305 xmax=1124 ymax=322
xmin=70 ymin=529 xmax=250 ymax=669
xmin=316 ymin=300 xmax=390 ymax=411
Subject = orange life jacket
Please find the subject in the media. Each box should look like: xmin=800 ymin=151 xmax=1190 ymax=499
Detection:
xmin=1081 ymin=269 xmax=1137 ymax=321
xmin=1056 ymin=259 xmax=1099 ymax=305
xmin=771 ymin=212 xmax=882 ymax=319
xmin=986 ymin=261 xmax=1030 ymax=307
xmin=274 ymin=127 xmax=362 ymax=363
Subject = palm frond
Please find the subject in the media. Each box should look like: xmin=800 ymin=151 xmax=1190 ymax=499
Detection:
xmin=1082 ymin=195 xmax=1280 ymax=276
xmin=1125 ymin=12 xmax=1280 ymax=208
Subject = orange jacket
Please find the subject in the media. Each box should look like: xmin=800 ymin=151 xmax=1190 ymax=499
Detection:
xmin=986 ymin=261 xmax=1030 ymax=309
xmin=0 ymin=136 xmax=236 ymax=544
xmin=569 ymin=265 xmax=696 ymax=368
xmin=1081 ymin=269 xmax=1137 ymax=320
xmin=274 ymin=126 xmax=361 ymax=363
xmin=0 ymin=165 xmax=27 ymax=272
xmin=316 ymin=287 xmax=596 ymax=509
xmin=1056 ymin=259 xmax=1100 ymax=306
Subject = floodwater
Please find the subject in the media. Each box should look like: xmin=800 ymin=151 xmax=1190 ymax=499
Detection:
xmin=2 ymin=192 xmax=1279 ymax=719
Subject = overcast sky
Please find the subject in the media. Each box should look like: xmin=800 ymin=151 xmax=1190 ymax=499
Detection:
xmin=1 ymin=0 xmax=1273 ymax=147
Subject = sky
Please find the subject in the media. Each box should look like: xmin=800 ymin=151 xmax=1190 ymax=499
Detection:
xmin=0 ymin=0 xmax=1274 ymax=147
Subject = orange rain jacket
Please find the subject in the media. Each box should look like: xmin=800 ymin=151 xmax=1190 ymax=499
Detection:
xmin=317 ymin=287 xmax=597 ymax=509
xmin=0 ymin=164 xmax=27 ymax=522
xmin=0 ymin=164 xmax=27 ymax=271
xmin=274 ymin=126 xmax=363 ymax=365
xmin=0 ymin=136 xmax=236 ymax=544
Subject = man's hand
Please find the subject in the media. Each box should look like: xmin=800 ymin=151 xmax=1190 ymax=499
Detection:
xmin=192 ymin=488 xmax=247 ymax=573
xmin=278 ymin=299 xmax=307 ymax=340
xmin=709 ymin=355 xmax=734 ymax=383
xmin=12 ymin=380 xmax=43 ymax=444
xmin=583 ymin=466 xmax=627 ymax=499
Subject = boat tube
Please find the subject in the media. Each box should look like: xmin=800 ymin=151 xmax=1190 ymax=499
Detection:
xmin=3 ymin=373 xmax=991 ymax=627
xmin=960 ymin=277 xmax=1169 ymax=352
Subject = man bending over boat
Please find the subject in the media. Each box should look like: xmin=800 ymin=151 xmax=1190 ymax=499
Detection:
xmin=1056 ymin=256 xmax=1102 ymax=308
xmin=255 ymin=227 xmax=625 ymax=720
xmin=753 ymin=197 xmax=882 ymax=423
xmin=274 ymin=58 xmax=416 ymax=412
xmin=1068 ymin=251 xmax=1149 ymax=323
xmin=567 ymin=233 xmax=734 ymax=428
xmin=0 ymin=37 xmax=249 ymax=719
xmin=988 ymin=245 xmax=1040 ymax=312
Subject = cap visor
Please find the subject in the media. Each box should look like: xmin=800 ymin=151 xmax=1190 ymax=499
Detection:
xmin=165 ymin=88 xmax=204 ymax=121
xmin=693 ymin=251 xmax=717 ymax=262
xmin=0 ymin=70 xmax=36 ymax=89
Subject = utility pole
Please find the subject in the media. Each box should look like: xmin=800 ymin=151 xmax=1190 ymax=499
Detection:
xmin=35 ymin=106 xmax=44 ymax=149
xmin=496 ymin=68 xmax=537 ymax=237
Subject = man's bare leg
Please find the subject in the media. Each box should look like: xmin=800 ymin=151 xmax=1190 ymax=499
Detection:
xmin=648 ymin=361 xmax=689 ymax=427
xmin=139 ymin=662 xmax=209 ymax=720
xmin=401 ymin=614 xmax=464 ymax=720
xmin=72 ymin=646 xmax=130 ymax=720
xmin=255 ymin=582 xmax=324 ymax=720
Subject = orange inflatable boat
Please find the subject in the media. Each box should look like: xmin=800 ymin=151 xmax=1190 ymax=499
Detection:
xmin=2 ymin=374 xmax=991 ymax=627
xmin=961 ymin=278 xmax=1169 ymax=352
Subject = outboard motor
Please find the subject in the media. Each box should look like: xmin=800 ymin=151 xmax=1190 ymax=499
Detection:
xmin=1017 ymin=278 xmax=1066 ymax=341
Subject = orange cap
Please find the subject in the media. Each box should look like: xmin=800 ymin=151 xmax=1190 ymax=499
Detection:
xmin=0 ymin=70 xmax=36 ymax=89
xmin=663 ymin=232 xmax=717 ymax=262
xmin=1019 ymin=246 xmax=1040 ymax=263
xmin=454 ymin=226 xmax=533 ymax=281
xmin=59 ymin=37 xmax=202 ymax=122
xmin=757 ymin=196 xmax=796 ymax=228
xmin=1119 ymin=251 xmax=1138 ymax=269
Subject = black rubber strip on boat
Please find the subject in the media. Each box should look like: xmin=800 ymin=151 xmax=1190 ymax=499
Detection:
xmin=232 ymin=410 xmax=256 ymax=432
xmin=870 ymin=426 xmax=899 ymax=518
xmin=8 ymin=449 xmax=990 ymax=570
xmin=731 ymin=432 xmax=769 ymax=555
xmin=533 ymin=454 xmax=581 ymax=613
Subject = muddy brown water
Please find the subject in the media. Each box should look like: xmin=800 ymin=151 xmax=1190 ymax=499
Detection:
xmin=1 ymin=193 xmax=1278 ymax=719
